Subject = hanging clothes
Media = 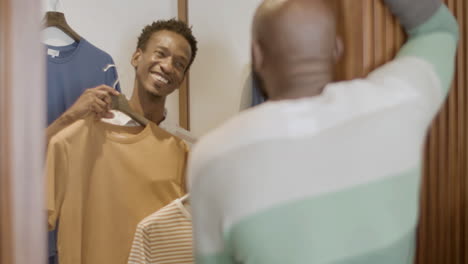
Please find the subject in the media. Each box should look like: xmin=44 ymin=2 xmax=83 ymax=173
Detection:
xmin=46 ymin=38 xmax=121 ymax=125
xmin=46 ymin=38 xmax=121 ymax=264
xmin=46 ymin=117 xmax=189 ymax=264
xmin=128 ymin=197 xmax=193 ymax=264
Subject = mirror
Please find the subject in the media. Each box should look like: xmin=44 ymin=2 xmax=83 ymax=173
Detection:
xmin=41 ymin=1 xmax=263 ymax=263
xmin=42 ymin=0 xmax=265 ymax=138
xmin=0 ymin=0 xmax=456 ymax=263
xmin=42 ymin=0 xmax=181 ymax=126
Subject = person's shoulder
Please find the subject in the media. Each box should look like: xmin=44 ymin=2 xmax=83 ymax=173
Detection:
xmin=160 ymin=123 xmax=197 ymax=150
xmin=189 ymin=102 xmax=290 ymax=171
xmin=327 ymin=57 xmax=438 ymax=115
xmin=53 ymin=118 xmax=90 ymax=139
xmin=366 ymin=56 xmax=442 ymax=107
xmin=48 ymin=118 xmax=91 ymax=149
xmin=151 ymin=123 xmax=191 ymax=154
xmin=367 ymin=56 xmax=439 ymax=86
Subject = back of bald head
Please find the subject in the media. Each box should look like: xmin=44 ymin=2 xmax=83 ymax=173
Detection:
xmin=253 ymin=0 xmax=338 ymax=65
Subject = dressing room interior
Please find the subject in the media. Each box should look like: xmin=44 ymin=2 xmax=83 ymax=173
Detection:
xmin=1 ymin=0 xmax=467 ymax=263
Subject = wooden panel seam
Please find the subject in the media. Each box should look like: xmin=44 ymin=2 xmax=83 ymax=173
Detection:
xmin=0 ymin=0 xmax=14 ymax=262
xmin=177 ymin=0 xmax=190 ymax=130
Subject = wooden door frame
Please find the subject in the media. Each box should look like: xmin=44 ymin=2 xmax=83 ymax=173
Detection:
xmin=0 ymin=0 xmax=14 ymax=262
xmin=0 ymin=0 xmax=47 ymax=263
xmin=177 ymin=0 xmax=190 ymax=130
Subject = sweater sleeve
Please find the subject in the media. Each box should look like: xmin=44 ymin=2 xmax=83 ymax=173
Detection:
xmin=386 ymin=0 xmax=460 ymax=93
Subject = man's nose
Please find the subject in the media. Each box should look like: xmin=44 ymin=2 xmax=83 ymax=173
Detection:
xmin=159 ymin=57 xmax=174 ymax=74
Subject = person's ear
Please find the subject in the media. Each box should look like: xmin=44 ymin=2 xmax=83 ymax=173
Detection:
xmin=252 ymin=39 xmax=264 ymax=73
xmin=333 ymin=36 xmax=344 ymax=63
xmin=131 ymin=48 xmax=143 ymax=69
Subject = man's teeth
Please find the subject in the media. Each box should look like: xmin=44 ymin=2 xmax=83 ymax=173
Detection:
xmin=152 ymin=74 xmax=168 ymax=84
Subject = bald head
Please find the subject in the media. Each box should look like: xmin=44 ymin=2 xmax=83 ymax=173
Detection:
xmin=251 ymin=0 xmax=342 ymax=100
xmin=253 ymin=0 xmax=338 ymax=61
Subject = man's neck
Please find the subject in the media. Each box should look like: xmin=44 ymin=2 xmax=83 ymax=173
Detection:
xmin=129 ymin=81 xmax=166 ymax=125
xmin=267 ymin=64 xmax=334 ymax=101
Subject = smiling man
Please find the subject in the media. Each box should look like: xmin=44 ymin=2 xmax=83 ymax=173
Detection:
xmin=46 ymin=19 xmax=198 ymax=142
xmin=125 ymin=19 xmax=197 ymax=125
xmin=45 ymin=19 xmax=198 ymax=264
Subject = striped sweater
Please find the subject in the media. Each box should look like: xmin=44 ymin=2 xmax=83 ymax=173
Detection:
xmin=128 ymin=198 xmax=194 ymax=264
xmin=188 ymin=2 xmax=459 ymax=264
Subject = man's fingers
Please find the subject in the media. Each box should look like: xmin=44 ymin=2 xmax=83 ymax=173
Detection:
xmin=93 ymin=112 xmax=101 ymax=121
xmin=93 ymin=111 xmax=113 ymax=121
xmin=94 ymin=97 xmax=108 ymax=109
xmin=90 ymin=102 xmax=106 ymax=114
xmin=96 ymin=85 xmax=120 ymax=96
xmin=93 ymin=91 xmax=113 ymax=110
xmin=101 ymin=111 xmax=115 ymax=119
xmin=102 ymin=95 xmax=112 ymax=106
xmin=94 ymin=90 xmax=112 ymax=100
xmin=95 ymin=110 xmax=114 ymax=120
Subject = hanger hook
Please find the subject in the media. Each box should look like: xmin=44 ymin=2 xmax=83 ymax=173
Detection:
xmin=103 ymin=64 xmax=120 ymax=90
xmin=54 ymin=0 xmax=60 ymax=12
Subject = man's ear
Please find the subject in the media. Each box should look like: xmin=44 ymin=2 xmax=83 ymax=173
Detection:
xmin=251 ymin=39 xmax=264 ymax=73
xmin=333 ymin=36 xmax=344 ymax=63
xmin=131 ymin=48 xmax=143 ymax=68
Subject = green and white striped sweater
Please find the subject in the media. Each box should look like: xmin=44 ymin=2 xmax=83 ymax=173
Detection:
xmin=188 ymin=2 xmax=459 ymax=264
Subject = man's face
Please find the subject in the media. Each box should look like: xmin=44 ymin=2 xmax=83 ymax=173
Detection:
xmin=132 ymin=30 xmax=192 ymax=97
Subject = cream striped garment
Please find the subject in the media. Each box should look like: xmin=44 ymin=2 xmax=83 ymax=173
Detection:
xmin=127 ymin=197 xmax=194 ymax=264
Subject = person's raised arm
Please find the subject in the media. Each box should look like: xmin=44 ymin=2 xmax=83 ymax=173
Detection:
xmin=385 ymin=0 xmax=459 ymax=92
xmin=46 ymin=85 xmax=119 ymax=143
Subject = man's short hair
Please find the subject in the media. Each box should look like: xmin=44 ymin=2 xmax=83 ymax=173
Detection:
xmin=137 ymin=18 xmax=198 ymax=70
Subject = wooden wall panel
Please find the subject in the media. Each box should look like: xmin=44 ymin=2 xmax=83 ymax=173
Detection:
xmin=0 ymin=0 xmax=14 ymax=262
xmin=334 ymin=1 xmax=468 ymax=263
xmin=178 ymin=0 xmax=190 ymax=130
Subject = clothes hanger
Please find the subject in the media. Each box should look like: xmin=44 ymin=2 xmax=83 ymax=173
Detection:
xmin=43 ymin=0 xmax=81 ymax=42
xmin=103 ymin=64 xmax=150 ymax=127
xmin=111 ymin=95 xmax=150 ymax=127
xmin=180 ymin=194 xmax=190 ymax=204
xmin=179 ymin=194 xmax=191 ymax=214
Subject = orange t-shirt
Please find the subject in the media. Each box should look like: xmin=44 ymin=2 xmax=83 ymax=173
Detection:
xmin=46 ymin=117 xmax=188 ymax=264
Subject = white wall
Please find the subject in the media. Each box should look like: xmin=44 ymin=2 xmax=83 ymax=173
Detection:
xmin=42 ymin=0 xmax=180 ymax=126
xmin=189 ymin=0 xmax=262 ymax=137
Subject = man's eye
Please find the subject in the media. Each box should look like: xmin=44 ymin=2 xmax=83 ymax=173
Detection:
xmin=155 ymin=51 xmax=165 ymax=57
xmin=176 ymin=62 xmax=185 ymax=69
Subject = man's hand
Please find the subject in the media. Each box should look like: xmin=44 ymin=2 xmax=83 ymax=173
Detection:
xmin=64 ymin=85 xmax=120 ymax=121
xmin=46 ymin=85 xmax=120 ymax=144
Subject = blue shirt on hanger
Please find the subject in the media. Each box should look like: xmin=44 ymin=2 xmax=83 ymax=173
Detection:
xmin=46 ymin=38 xmax=121 ymax=263
xmin=46 ymin=38 xmax=121 ymax=125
